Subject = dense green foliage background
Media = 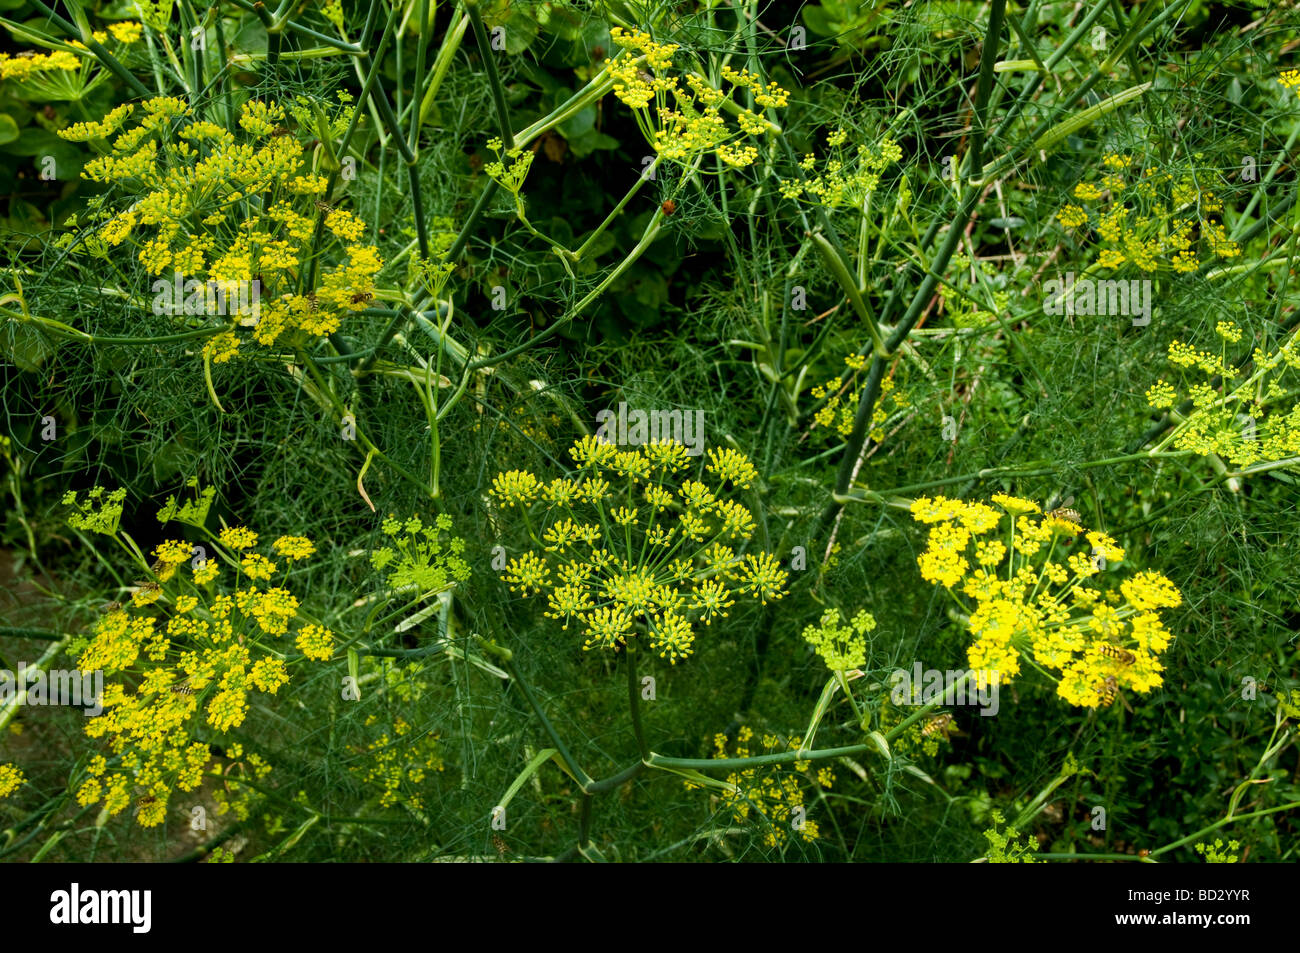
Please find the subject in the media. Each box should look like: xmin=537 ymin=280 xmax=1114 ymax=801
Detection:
xmin=1 ymin=0 xmax=1298 ymax=862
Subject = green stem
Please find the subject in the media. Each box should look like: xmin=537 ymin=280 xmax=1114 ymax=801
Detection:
xmin=1150 ymin=801 xmax=1300 ymax=858
xmin=226 ymin=0 xmax=364 ymax=52
xmin=572 ymin=160 xmax=657 ymax=261
xmin=465 ymin=0 xmax=514 ymax=149
xmin=645 ymin=742 xmax=871 ymax=773
xmin=406 ymin=0 xmax=431 ymax=157
xmin=0 ymin=634 xmax=71 ymax=733
xmin=1025 ymin=851 xmax=1154 ymax=862
xmin=838 ymin=451 xmax=1194 ymax=504
xmin=820 ymin=0 xmax=1006 ymax=542
xmin=811 ymin=230 xmax=885 ymax=356
xmin=586 ymin=760 xmax=645 ymax=794
xmin=626 ymin=642 xmax=650 ymax=760
xmin=0 ymin=627 xmax=66 ymax=640
xmin=15 ymin=313 xmax=227 ymax=347
xmin=416 ymin=10 xmax=469 ymax=130
xmin=502 ymin=656 xmax=594 ymax=789
xmin=297 ymin=351 xmax=428 ymax=493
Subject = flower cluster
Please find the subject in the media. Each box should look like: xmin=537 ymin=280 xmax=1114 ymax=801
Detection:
xmin=156 ymin=477 xmax=218 ymax=526
xmin=351 ymin=715 xmax=445 ymax=810
xmin=802 ymin=607 xmax=875 ymax=672
xmin=1147 ymin=320 xmax=1300 ymax=467
xmin=1055 ymin=153 xmax=1239 ymax=273
xmin=809 ymin=352 xmax=909 ymax=442
xmin=0 ymin=47 xmax=80 ymax=85
xmin=910 ymin=493 xmax=1182 ymax=708
xmin=321 ymin=0 xmax=345 ymax=29
xmin=983 ymin=809 xmax=1038 ymax=863
xmin=780 ymin=126 xmax=903 ymax=208
xmin=62 ymin=486 xmax=127 ymax=535
xmin=370 ymin=513 xmax=471 ymax=593
xmin=411 ymin=216 xmax=459 ymax=301
xmin=57 ymin=94 xmax=380 ymax=364
xmin=490 ymin=437 xmax=788 ymax=664
xmin=0 ymin=763 xmax=25 ymax=798
xmin=1193 ymin=838 xmax=1241 ymax=863
xmin=0 ymin=23 xmax=141 ymax=99
xmin=690 ymin=727 xmax=831 ymax=848
xmin=65 ymin=488 xmax=337 ymax=826
xmin=206 ymin=741 xmax=273 ymax=824
xmin=602 ymin=27 xmax=788 ymax=171
xmin=483 ymin=137 xmax=534 ymax=194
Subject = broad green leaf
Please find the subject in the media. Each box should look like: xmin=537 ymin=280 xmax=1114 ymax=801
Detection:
xmin=801 ymin=6 xmax=837 ymax=36
xmin=566 ymin=128 xmax=618 ymax=159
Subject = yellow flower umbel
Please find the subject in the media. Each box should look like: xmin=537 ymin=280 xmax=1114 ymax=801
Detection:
xmin=602 ymin=27 xmax=789 ymax=173
xmin=370 ymin=513 xmax=471 ymax=593
xmin=1150 ymin=321 xmax=1300 ymax=468
xmin=809 ymin=353 xmax=909 ymax=442
xmin=1057 ymin=154 xmax=1240 ymax=272
xmin=65 ymin=485 xmax=336 ymax=827
xmin=483 ymin=136 xmax=534 ymax=194
xmin=0 ymin=23 xmax=141 ymax=101
xmin=62 ymin=486 xmax=127 ymax=535
xmin=0 ymin=763 xmax=26 ymax=798
xmin=779 ymin=127 xmax=903 ymax=209
xmin=352 ymin=715 xmax=445 ymax=810
xmin=983 ymin=809 xmax=1039 ymax=863
xmin=910 ymin=494 xmax=1181 ymax=709
xmin=58 ymin=93 xmax=382 ymax=363
xmin=490 ymin=438 xmax=788 ymax=664
xmin=802 ymin=608 xmax=875 ymax=672
xmin=1193 ymin=838 xmax=1242 ymax=863
xmin=691 ymin=727 xmax=830 ymax=848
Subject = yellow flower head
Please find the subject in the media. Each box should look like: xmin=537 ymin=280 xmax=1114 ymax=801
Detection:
xmin=296 ymin=623 xmax=335 ymax=661
xmin=494 ymin=438 xmax=784 ymax=664
xmin=219 ymin=526 xmax=258 ymax=550
xmin=273 ymin=535 xmax=316 ymax=561
xmin=911 ymin=495 xmax=1181 ymax=708
xmin=0 ymin=763 xmax=26 ymax=798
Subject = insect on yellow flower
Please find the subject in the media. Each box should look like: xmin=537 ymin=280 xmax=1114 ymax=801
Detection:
xmin=910 ymin=495 xmax=1181 ymax=709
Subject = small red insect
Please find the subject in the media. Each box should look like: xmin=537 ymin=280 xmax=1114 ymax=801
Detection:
xmin=661 ymin=199 xmax=677 ymax=215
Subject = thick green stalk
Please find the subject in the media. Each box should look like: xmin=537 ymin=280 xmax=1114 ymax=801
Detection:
xmin=502 ymin=656 xmax=594 ymax=789
xmin=0 ymin=635 xmax=71 ymax=733
xmin=415 ymin=11 xmax=469 ymax=129
xmin=465 ymin=0 xmax=514 ymax=149
xmin=226 ymin=0 xmax=364 ymax=52
xmin=818 ymin=1 xmax=1007 ymax=546
xmin=406 ymin=0 xmax=431 ymax=156
xmin=1150 ymin=801 xmax=1300 ymax=859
